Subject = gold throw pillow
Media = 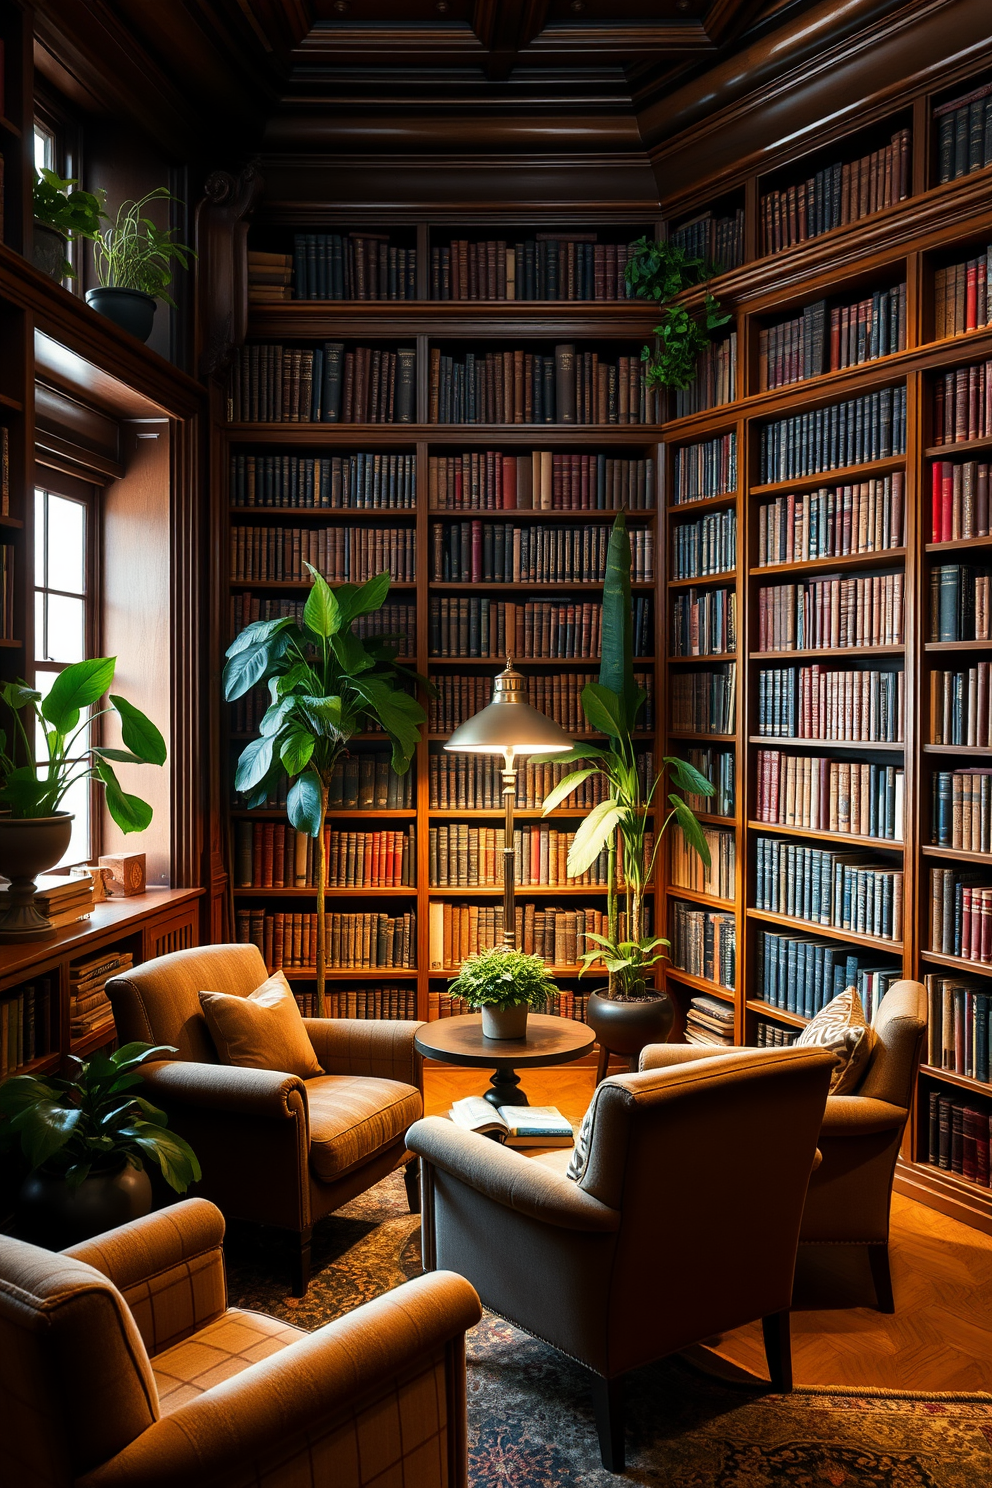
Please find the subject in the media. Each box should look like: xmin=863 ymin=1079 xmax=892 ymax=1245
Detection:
xmin=795 ymin=985 xmax=875 ymax=1094
xmin=199 ymin=971 xmax=323 ymax=1080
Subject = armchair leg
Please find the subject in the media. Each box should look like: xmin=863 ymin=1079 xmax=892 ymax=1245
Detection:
xmin=404 ymin=1158 xmax=421 ymax=1214
xmin=868 ymin=1243 xmax=895 ymax=1313
xmin=590 ymin=1374 xmax=625 ymax=1473
xmin=290 ymin=1229 xmax=312 ymax=1298
xmin=761 ymin=1309 xmax=793 ymax=1392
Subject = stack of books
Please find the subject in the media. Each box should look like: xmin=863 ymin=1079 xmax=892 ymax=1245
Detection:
xmin=0 ymin=872 xmax=95 ymax=932
xmin=248 ymin=251 xmax=293 ymax=303
xmin=685 ymin=994 xmax=736 ymax=1047
xmin=0 ymin=980 xmax=52 ymax=1074
xmin=69 ymin=950 xmax=132 ymax=1039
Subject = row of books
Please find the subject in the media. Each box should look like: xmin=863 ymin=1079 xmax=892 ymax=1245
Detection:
xmin=230 ymin=525 xmax=416 ymax=584
xmin=756 ymin=476 xmax=905 ymax=565
xmin=935 ymin=80 xmax=992 ymax=184
xmin=238 ymin=749 xmax=413 ymax=811
xmin=670 ymin=587 xmax=737 ymax=657
xmin=930 ymin=565 xmax=991 ymax=641
xmin=926 ymin=1091 xmax=992 ymax=1186
xmin=427 ymin=670 xmax=655 ymax=734
xmin=230 ymin=453 xmax=418 ymax=510
xmin=758 ymin=129 xmax=910 ymax=254
xmin=670 ymin=207 xmax=745 ymax=271
xmin=227 ymin=344 xmax=417 ymax=424
xmin=757 ymin=665 xmax=904 ymax=743
xmin=429 ymin=520 xmax=654 ymax=584
xmin=0 ymin=544 xmax=13 ymax=640
xmin=427 ymin=901 xmax=628 ymax=969
xmin=428 ymin=451 xmax=656 ymax=511
xmin=679 ymin=745 xmax=736 ymax=817
xmin=248 ymin=250 xmax=292 ymax=303
xmin=291 ymin=233 xmax=417 ymax=301
xmin=236 ymin=908 xmax=417 ymax=969
xmin=754 ymin=1020 xmax=798 ymax=1047
xmin=930 ymin=460 xmax=990 ymax=541
xmin=934 ymin=245 xmax=992 ymax=339
xmin=926 ymin=973 xmax=992 ymax=1082
xmin=233 ymin=823 xmax=416 ymax=890
xmin=930 ymin=666 xmax=992 ymax=749
xmin=427 ymin=824 xmax=615 ymax=888
xmin=671 ymin=664 xmax=737 ymax=736
xmin=932 ymin=359 xmax=992 ymax=445
xmin=759 ymin=386 xmax=907 ymax=483
xmin=69 ymin=950 xmax=132 ymax=1038
xmin=0 ymin=982 xmax=51 ymax=1075
xmin=754 ymin=837 xmax=904 ymax=942
xmin=755 ymin=930 xmax=900 ymax=1018
xmin=427 ymin=596 xmax=653 ymax=661
xmin=428 ymin=346 xmax=661 ymax=426
xmin=684 ymin=994 xmax=736 ymax=1047
xmin=672 ymin=332 xmax=737 ymax=419
xmin=758 ymin=286 xmax=907 ymax=393
xmin=755 ymin=751 xmax=904 ymax=840
xmin=317 ymin=987 xmax=419 ymax=1020
xmin=670 ymin=902 xmax=736 ymax=990
xmin=932 ymin=770 xmax=992 ymax=854
xmin=430 ymin=237 xmax=636 ymax=301
xmin=0 ymin=427 xmax=8 ymax=516
xmin=671 ymin=508 xmax=737 ymax=579
xmin=929 ymin=869 xmax=992 ymax=965
xmin=672 ymin=433 xmax=737 ymax=504
xmin=428 ymin=750 xmax=653 ymax=811
xmin=669 ymin=826 xmax=735 ymax=901
xmin=757 ymin=572 xmax=905 ymax=652
xmin=229 ymin=595 xmax=414 ymax=652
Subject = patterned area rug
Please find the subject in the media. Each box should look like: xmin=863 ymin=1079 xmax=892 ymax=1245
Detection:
xmin=224 ymin=1171 xmax=992 ymax=1486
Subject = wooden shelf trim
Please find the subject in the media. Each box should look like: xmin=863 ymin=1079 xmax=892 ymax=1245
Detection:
xmin=747 ymin=820 xmax=904 ymax=851
xmin=744 ymin=907 xmax=903 ymax=955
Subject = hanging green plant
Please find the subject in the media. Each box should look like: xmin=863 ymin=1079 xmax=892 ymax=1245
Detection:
xmin=624 ymin=236 xmax=732 ymax=392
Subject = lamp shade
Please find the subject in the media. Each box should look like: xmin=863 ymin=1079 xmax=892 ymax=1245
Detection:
xmin=444 ymin=663 xmax=573 ymax=755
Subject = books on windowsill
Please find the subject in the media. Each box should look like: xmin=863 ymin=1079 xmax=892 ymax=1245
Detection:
xmin=448 ymin=1095 xmax=574 ymax=1147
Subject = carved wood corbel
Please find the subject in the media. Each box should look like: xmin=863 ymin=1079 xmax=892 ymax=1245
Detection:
xmin=195 ymin=163 xmax=264 ymax=377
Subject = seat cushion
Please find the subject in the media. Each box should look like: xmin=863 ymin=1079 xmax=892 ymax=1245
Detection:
xmin=307 ymin=1074 xmax=422 ymax=1183
xmin=152 ymin=1307 xmax=306 ymax=1413
xmin=199 ymin=970 xmax=323 ymax=1080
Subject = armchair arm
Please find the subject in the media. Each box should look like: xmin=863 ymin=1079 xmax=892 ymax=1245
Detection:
xmin=406 ymin=1116 xmax=620 ymax=1232
xmin=64 ymin=1199 xmax=227 ymax=1356
xmin=820 ymin=1095 xmax=907 ymax=1137
xmin=639 ymin=1044 xmax=746 ymax=1072
xmin=304 ymin=1017 xmax=425 ymax=1088
xmin=78 ymin=1270 xmax=482 ymax=1488
xmin=140 ymin=1060 xmax=309 ymax=1123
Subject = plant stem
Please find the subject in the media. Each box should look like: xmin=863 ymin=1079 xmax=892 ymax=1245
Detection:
xmin=317 ymin=780 xmax=328 ymax=1018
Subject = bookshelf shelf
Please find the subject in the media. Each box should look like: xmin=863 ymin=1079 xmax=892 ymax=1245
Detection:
xmin=246 ymin=302 xmax=662 ymax=337
xmin=427 ymin=656 xmax=655 ymax=667
xmin=665 ymin=886 xmax=735 ymax=911
xmin=923 ymin=743 xmax=992 ymax=755
xmin=278 ymin=967 xmax=419 ymax=980
xmin=919 ymin=845 xmax=992 ymax=865
xmin=668 ymin=651 xmax=736 ymax=664
xmin=425 ymin=884 xmax=613 ymax=896
xmin=748 ymin=456 xmax=906 ymax=498
xmin=749 ymin=646 xmax=905 ymax=660
xmin=427 ymin=807 xmax=652 ymax=819
xmin=925 ymin=640 xmax=992 ymax=653
xmin=747 ymin=820 xmax=904 ymax=851
xmin=429 ymin=581 xmax=656 ymax=593
xmin=427 ymin=509 xmax=656 ymax=523
xmin=432 ymin=963 xmax=597 ymax=978
xmin=744 ymin=999 xmax=810 ymax=1029
xmin=0 ymin=113 xmax=21 ymax=139
xmin=668 ymin=731 xmax=737 ymax=743
xmin=70 ymin=1021 xmax=118 ymax=1058
xmin=232 ymin=887 xmax=418 ymax=897
xmin=667 ymin=571 xmax=737 ymax=590
xmin=0 ymin=391 xmax=23 ymax=412
xmin=666 ymin=967 xmax=736 ymax=1002
xmin=748 ymin=736 xmax=905 ymax=751
xmin=229 ymin=580 xmax=417 ymax=591
xmin=919 ymin=949 xmax=992 ymax=975
xmin=666 ymin=492 xmax=738 ymax=515
xmin=920 ymin=1064 xmax=992 ymax=1099
xmin=925 ymin=536 xmax=992 ymax=554
xmin=229 ymin=808 xmax=417 ymax=818
xmin=0 ymin=515 xmax=24 ymax=529
xmin=925 ymin=435 xmax=992 ymax=459
xmin=230 ymin=507 xmax=418 ymax=521
xmin=744 ymin=907 xmax=902 ymax=954
xmin=750 ymin=548 xmax=907 ymax=578
xmin=224 ymin=424 xmax=663 ymax=446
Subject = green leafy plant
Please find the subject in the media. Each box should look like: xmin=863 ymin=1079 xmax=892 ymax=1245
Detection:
xmin=535 ymin=513 xmax=714 ymax=1000
xmin=32 ymin=169 xmax=107 ymax=276
xmin=92 ymin=187 xmax=195 ymax=307
xmin=624 ymin=235 xmax=732 ymax=392
xmin=0 ymin=657 xmax=167 ymax=832
xmin=449 ymin=944 xmax=557 ymax=1011
xmin=223 ymin=565 xmax=428 ymax=1016
xmin=0 ymin=1042 xmax=201 ymax=1191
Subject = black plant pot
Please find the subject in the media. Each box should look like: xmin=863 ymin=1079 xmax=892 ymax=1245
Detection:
xmin=587 ymin=987 xmax=675 ymax=1079
xmin=32 ymin=222 xmax=67 ymax=280
xmin=85 ymin=287 xmax=157 ymax=342
xmin=16 ymin=1160 xmax=153 ymax=1249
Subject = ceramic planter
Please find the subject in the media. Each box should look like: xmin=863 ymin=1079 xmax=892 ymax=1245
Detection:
xmin=85 ymin=287 xmax=157 ymax=342
xmin=16 ymin=1160 xmax=152 ymax=1249
xmin=480 ymin=1003 xmax=529 ymax=1040
xmin=0 ymin=814 xmax=74 ymax=942
xmin=32 ymin=222 xmax=67 ymax=279
xmin=587 ymin=987 xmax=675 ymax=1071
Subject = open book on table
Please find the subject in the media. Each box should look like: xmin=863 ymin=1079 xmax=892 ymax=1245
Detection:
xmin=448 ymin=1095 xmax=574 ymax=1147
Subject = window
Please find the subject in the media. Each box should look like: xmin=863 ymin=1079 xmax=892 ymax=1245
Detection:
xmin=34 ymin=484 xmax=97 ymax=867
xmin=34 ymin=120 xmax=56 ymax=175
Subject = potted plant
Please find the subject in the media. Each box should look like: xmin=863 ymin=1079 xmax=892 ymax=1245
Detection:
xmin=624 ymin=236 xmax=732 ymax=392
xmin=535 ymin=513 xmax=715 ymax=1068
xmin=88 ymin=186 xmax=195 ymax=342
xmin=0 ymin=1041 xmax=201 ymax=1247
xmin=223 ymin=565 xmax=427 ymax=1017
xmin=0 ymin=657 xmax=167 ymax=941
xmin=32 ymin=169 xmax=107 ymax=281
xmin=449 ymin=944 xmax=557 ymax=1040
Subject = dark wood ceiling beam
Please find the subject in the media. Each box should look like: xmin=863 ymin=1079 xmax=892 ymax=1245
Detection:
xmin=522 ymin=22 xmax=715 ymax=56
xmin=703 ymin=0 xmax=774 ymax=47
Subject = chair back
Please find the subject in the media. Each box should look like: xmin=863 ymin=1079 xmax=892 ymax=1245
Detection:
xmin=107 ymin=942 xmax=269 ymax=1061
xmin=0 ymin=1234 xmax=159 ymax=1486
xmin=855 ymin=979 xmax=928 ymax=1110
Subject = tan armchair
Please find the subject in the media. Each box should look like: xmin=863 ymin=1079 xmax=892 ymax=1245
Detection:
xmin=407 ymin=1046 xmax=834 ymax=1472
xmin=640 ymin=979 xmax=928 ymax=1312
xmin=0 ymin=1198 xmax=481 ymax=1488
xmin=107 ymin=943 xmax=426 ymax=1293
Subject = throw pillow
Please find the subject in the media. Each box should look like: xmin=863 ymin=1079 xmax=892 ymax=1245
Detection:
xmin=566 ymin=1092 xmax=599 ymax=1183
xmin=795 ymin=985 xmax=875 ymax=1094
xmin=199 ymin=971 xmax=323 ymax=1080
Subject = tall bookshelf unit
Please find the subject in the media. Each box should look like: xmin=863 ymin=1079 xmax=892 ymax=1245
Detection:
xmin=657 ymin=54 xmax=992 ymax=1237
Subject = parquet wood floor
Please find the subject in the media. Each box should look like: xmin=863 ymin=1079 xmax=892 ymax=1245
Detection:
xmin=424 ymin=1063 xmax=992 ymax=1394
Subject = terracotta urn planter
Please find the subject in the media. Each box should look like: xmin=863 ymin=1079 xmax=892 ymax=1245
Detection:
xmin=0 ymin=813 xmax=74 ymax=942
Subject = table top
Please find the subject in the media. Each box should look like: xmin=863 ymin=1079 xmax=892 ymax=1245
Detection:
xmin=415 ymin=1013 xmax=595 ymax=1069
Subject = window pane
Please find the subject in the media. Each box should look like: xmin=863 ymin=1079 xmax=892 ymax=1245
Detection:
xmin=43 ymin=594 xmax=85 ymax=663
xmin=34 ymin=124 xmax=54 ymax=173
xmin=47 ymin=496 xmax=85 ymax=594
xmin=35 ymin=489 xmax=46 ymax=587
xmin=55 ymin=773 xmax=91 ymax=870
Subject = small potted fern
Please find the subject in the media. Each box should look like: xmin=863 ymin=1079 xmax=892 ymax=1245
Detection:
xmin=449 ymin=945 xmax=558 ymax=1040
xmin=87 ymin=187 xmax=194 ymax=342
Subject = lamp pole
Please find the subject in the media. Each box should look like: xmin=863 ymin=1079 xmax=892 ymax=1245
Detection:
xmin=501 ymin=746 xmax=517 ymax=948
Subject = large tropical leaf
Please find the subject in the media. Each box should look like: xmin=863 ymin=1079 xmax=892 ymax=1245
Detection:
xmin=41 ymin=656 xmax=116 ymax=733
xmin=222 ymin=642 xmax=275 ymax=702
xmin=234 ymin=735 xmax=275 ymax=793
xmin=540 ymin=768 xmax=599 ymax=815
xmin=331 ymin=630 xmax=374 ymax=675
xmin=528 ymin=743 xmax=606 ymax=766
xmin=302 ymin=564 xmax=342 ymax=639
xmin=0 ymin=766 xmax=53 ymax=815
xmin=225 ymin=615 xmax=296 ymax=658
xmin=11 ymin=1102 xmax=81 ymax=1170
xmin=669 ymin=794 xmax=711 ymax=867
xmin=110 ymin=696 xmax=167 ymax=765
xmin=119 ymin=1122 xmax=201 ymax=1192
xmin=287 ymin=770 xmax=323 ymax=836
xmin=259 ymin=697 xmax=298 ymax=737
xmin=279 ymin=730 xmax=315 ymax=776
xmin=580 ymin=683 xmax=626 ymax=739
xmin=94 ymin=761 xmax=154 ymax=833
xmin=598 ymin=513 xmax=638 ymax=729
xmin=336 ymin=571 xmax=391 ymax=626
xmin=664 ymin=754 xmax=715 ymax=799
xmin=566 ymin=798 xmax=625 ymax=876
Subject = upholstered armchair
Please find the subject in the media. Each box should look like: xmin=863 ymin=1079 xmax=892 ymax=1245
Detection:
xmin=107 ymin=943 xmax=425 ymax=1293
xmin=407 ymin=1046 xmax=834 ymax=1471
xmin=640 ymin=979 xmax=928 ymax=1312
xmin=0 ymin=1198 xmax=481 ymax=1488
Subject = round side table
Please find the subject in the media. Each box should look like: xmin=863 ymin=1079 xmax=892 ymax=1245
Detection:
xmin=415 ymin=1013 xmax=595 ymax=1107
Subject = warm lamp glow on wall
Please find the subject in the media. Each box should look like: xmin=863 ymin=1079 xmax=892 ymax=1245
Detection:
xmin=445 ymin=661 xmax=573 ymax=949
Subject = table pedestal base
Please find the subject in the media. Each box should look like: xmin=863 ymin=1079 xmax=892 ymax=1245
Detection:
xmin=485 ymin=1067 xmax=529 ymax=1108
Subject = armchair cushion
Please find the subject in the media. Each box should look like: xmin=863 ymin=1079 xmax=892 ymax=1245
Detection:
xmin=152 ymin=1308 xmax=306 ymax=1413
xmin=796 ymin=985 xmax=875 ymax=1093
xmin=199 ymin=971 xmax=323 ymax=1080
xmin=308 ymin=1075 xmax=422 ymax=1183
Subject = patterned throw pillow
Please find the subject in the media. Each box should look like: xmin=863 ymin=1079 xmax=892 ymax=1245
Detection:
xmin=795 ymin=985 xmax=875 ymax=1094
xmin=566 ymin=1091 xmax=599 ymax=1182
